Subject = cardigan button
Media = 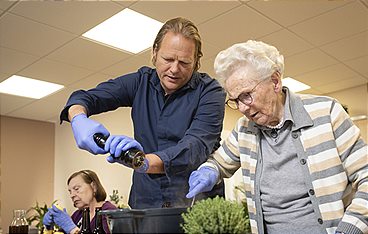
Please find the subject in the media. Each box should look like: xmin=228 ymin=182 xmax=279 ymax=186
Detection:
xmin=292 ymin=132 xmax=298 ymax=139
xmin=309 ymin=189 xmax=315 ymax=195
xmin=318 ymin=218 xmax=323 ymax=224
xmin=162 ymin=201 xmax=171 ymax=208
xmin=300 ymin=159 xmax=306 ymax=165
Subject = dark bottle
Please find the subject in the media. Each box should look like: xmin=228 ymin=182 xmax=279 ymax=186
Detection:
xmin=93 ymin=133 xmax=145 ymax=169
xmin=80 ymin=207 xmax=92 ymax=234
xmin=92 ymin=207 xmax=105 ymax=234
xmin=9 ymin=209 xmax=28 ymax=234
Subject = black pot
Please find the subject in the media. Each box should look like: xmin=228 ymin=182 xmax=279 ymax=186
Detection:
xmin=100 ymin=207 xmax=187 ymax=234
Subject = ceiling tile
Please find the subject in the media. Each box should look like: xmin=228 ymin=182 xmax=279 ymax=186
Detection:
xmin=10 ymin=1 xmax=123 ymax=34
xmin=285 ymin=49 xmax=339 ymax=77
xmin=18 ymin=58 xmax=94 ymax=86
xmin=321 ymin=31 xmax=368 ymax=61
xmin=200 ymin=56 xmax=216 ymax=79
xmin=289 ymin=1 xmax=368 ymax=46
xmin=70 ymin=73 xmax=112 ymax=90
xmin=0 ymin=1 xmax=16 ymax=11
xmin=295 ymin=63 xmax=361 ymax=88
xmin=0 ymin=46 xmax=39 ymax=75
xmin=0 ymin=13 xmax=75 ymax=56
xmin=259 ymin=29 xmax=313 ymax=56
xmin=198 ymin=5 xmax=282 ymax=49
xmin=101 ymin=50 xmax=152 ymax=78
xmin=130 ymin=1 xmax=241 ymax=25
xmin=247 ymin=0 xmax=350 ymax=27
xmin=315 ymin=76 xmax=367 ymax=95
xmin=0 ymin=72 xmax=11 ymax=82
xmin=344 ymin=55 xmax=368 ymax=78
xmin=5 ymin=87 xmax=74 ymax=122
xmin=298 ymin=87 xmax=323 ymax=96
xmin=201 ymin=42 xmax=222 ymax=62
xmin=0 ymin=93 xmax=34 ymax=115
xmin=46 ymin=38 xmax=130 ymax=71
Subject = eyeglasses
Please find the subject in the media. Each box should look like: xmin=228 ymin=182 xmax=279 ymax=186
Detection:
xmin=225 ymin=78 xmax=268 ymax=110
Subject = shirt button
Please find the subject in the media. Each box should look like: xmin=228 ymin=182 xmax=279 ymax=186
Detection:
xmin=300 ymin=159 xmax=306 ymax=165
xmin=309 ymin=189 xmax=315 ymax=196
xmin=317 ymin=218 xmax=323 ymax=224
xmin=292 ymin=132 xmax=298 ymax=139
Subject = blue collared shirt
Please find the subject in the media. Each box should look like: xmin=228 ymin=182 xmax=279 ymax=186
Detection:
xmin=60 ymin=66 xmax=226 ymax=208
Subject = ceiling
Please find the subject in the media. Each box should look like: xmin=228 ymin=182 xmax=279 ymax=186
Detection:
xmin=1 ymin=0 xmax=367 ymax=123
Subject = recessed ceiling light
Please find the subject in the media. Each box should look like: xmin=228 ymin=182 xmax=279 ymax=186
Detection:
xmin=0 ymin=75 xmax=64 ymax=99
xmin=282 ymin=77 xmax=311 ymax=93
xmin=82 ymin=8 xmax=163 ymax=54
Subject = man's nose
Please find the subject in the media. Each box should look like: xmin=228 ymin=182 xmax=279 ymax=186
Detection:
xmin=170 ymin=61 xmax=179 ymax=73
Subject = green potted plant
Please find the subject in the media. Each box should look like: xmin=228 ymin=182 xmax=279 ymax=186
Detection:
xmin=181 ymin=196 xmax=251 ymax=234
xmin=27 ymin=200 xmax=57 ymax=233
xmin=109 ymin=189 xmax=129 ymax=209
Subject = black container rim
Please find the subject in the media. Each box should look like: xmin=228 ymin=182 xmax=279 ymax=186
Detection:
xmin=100 ymin=207 xmax=188 ymax=218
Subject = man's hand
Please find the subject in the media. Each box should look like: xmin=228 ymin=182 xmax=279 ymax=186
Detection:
xmin=186 ymin=166 xmax=219 ymax=198
xmin=105 ymin=135 xmax=143 ymax=164
xmin=71 ymin=113 xmax=109 ymax=154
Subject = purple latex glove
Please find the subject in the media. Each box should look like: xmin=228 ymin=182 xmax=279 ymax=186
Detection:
xmin=186 ymin=166 xmax=219 ymax=198
xmin=49 ymin=205 xmax=76 ymax=234
xmin=42 ymin=209 xmax=53 ymax=229
xmin=71 ymin=113 xmax=109 ymax=154
xmin=105 ymin=135 xmax=143 ymax=164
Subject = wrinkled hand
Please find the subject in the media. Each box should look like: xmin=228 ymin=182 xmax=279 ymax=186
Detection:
xmin=186 ymin=167 xmax=219 ymax=198
xmin=49 ymin=205 xmax=76 ymax=234
xmin=42 ymin=209 xmax=53 ymax=229
xmin=71 ymin=113 xmax=109 ymax=154
xmin=105 ymin=135 xmax=143 ymax=165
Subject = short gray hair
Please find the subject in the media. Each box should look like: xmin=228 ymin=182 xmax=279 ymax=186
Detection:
xmin=214 ymin=40 xmax=284 ymax=87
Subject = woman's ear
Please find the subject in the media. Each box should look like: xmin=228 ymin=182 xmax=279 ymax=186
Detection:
xmin=91 ymin=182 xmax=97 ymax=193
xmin=270 ymin=71 xmax=282 ymax=92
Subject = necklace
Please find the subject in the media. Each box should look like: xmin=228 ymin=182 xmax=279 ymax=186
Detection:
xmin=266 ymin=117 xmax=284 ymax=129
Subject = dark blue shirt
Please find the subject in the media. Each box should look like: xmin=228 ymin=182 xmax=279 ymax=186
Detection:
xmin=60 ymin=66 xmax=226 ymax=208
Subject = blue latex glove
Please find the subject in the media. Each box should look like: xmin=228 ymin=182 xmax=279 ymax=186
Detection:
xmin=135 ymin=157 xmax=150 ymax=173
xmin=186 ymin=166 xmax=219 ymax=198
xmin=71 ymin=113 xmax=109 ymax=154
xmin=49 ymin=205 xmax=76 ymax=234
xmin=42 ymin=209 xmax=53 ymax=229
xmin=105 ymin=135 xmax=144 ymax=164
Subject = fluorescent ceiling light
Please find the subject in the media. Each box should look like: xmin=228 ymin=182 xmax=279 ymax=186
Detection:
xmin=82 ymin=8 xmax=163 ymax=54
xmin=0 ymin=75 xmax=64 ymax=99
xmin=282 ymin=77 xmax=310 ymax=93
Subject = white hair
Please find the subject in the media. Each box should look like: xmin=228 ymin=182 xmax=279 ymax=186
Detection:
xmin=214 ymin=40 xmax=284 ymax=87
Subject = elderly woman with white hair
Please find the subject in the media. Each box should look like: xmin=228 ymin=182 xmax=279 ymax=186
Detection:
xmin=186 ymin=40 xmax=367 ymax=234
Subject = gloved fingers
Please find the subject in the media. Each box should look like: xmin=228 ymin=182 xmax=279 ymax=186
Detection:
xmin=43 ymin=211 xmax=53 ymax=226
xmin=86 ymin=141 xmax=108 ymax=155
xmin=106 ymin=155 xmax=117 ymax=164
xmin=105 ymin=135 xmax=120 ymax=153
xmin=121 ymin=139 xmax=143 ymax=152
xmin=186 ymin=182 xmax=207 ymax=198
xmin=188 ymin=171 xmax=201 ymax=185
xmin=71 ymin=114 xmax=110 ymax=155
xmin=111 ymin=137 xmax=128 ymax=156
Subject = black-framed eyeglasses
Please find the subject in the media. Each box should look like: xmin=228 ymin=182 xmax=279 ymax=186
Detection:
xmin=225 ymin=78 xmax=268 ymax=110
